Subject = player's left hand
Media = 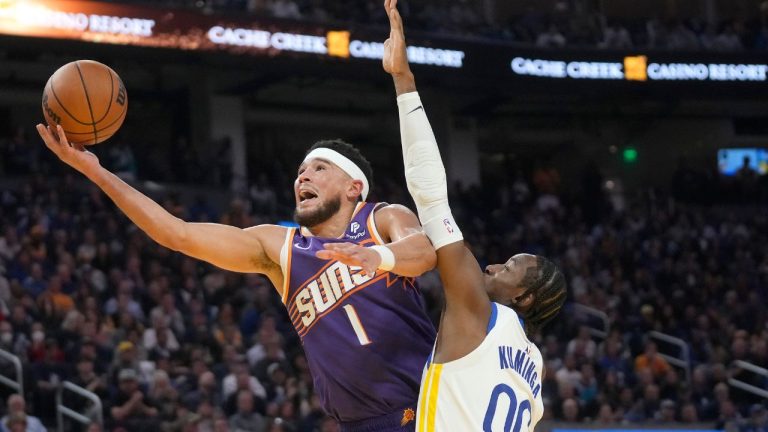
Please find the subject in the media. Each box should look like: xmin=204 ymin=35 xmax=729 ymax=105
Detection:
xmin=382 ymin=0 xmax=411 ymax=77
xmin=316 ymin=242 xmax=381 ymax=277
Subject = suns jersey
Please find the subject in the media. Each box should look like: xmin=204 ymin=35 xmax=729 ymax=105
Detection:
xmin=280 ymin=202 xmax=436 ymax=423
xmin=416 ymin=303 xmax=544 ymax=432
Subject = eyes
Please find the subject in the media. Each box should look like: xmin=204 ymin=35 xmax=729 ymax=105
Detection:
xmin=297 ymin=163 xmax=327 ymax=176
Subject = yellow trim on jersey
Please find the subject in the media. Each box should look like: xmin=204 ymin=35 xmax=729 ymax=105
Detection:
xmin=418 ymin=363 xmax=443 ymax=432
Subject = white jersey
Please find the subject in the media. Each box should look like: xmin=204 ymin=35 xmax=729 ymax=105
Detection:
xmin=416 ymin=303 xmax=544 ymax=432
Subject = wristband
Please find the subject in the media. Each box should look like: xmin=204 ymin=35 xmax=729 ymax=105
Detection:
xmin=370 ymin=245 xmax=396 ymax=271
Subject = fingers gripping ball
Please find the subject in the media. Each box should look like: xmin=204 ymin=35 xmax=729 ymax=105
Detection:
xmin=42 ymin=60 xmax=128 ymax=145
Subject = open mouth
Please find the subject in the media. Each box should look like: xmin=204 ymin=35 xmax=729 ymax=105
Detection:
xmin=299 ymin=190 xmax=318 ymax=204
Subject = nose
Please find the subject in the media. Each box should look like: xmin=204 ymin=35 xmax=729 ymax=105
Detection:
xmin=485 ymin=264 xmax=501 ymax=275
xmin=298 ymin=171 xmax=311 ymax=184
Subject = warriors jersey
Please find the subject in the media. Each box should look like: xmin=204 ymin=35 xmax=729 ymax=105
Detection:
xmin=280 ymin=202 xmax=436 ymax=423
xmin=416 ymin=303 xmax=543 ymax=432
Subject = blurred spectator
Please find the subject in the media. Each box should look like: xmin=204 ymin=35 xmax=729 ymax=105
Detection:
xmin=107 ymin=142 xmax=138 ymax=182
xmin=0 ymin=130 xmax=767 ymax=430
xmin=2 ymin=413 xmax=27 ymax=432
xmin=634 ymin=341 xmax=670 ymax=380
xmin=229 ymin=389 xmax=266 ymax=431
xmin=562 ymin=397 xmax=580 ymax=422
xmin=270 ymin=0 xmax=302 ymax=19
xmin=109 ymin=368 xmax=161 ymax=431
xmin=659 ymin=399 xmax=677 ymax=423
xmin=600 ymin=22 xmax=633 ymax=48
xmin=0 ymin=394 xmax=45 ymax=432
xmin=714 ymin=23 xmax=744 ymax=50
xmin=566 ymin=325 xmax=596 ymax=362
xmin=536 ymin=24 xmax=567 ymax=47
xmin=742 ymin=404 xmax=768 ymax=432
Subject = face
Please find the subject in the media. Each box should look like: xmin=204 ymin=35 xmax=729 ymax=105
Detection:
xmin=483 ymin=254 xmax=538 ymax=310
xmin=294 ymin=158 xmax=358 ymax=227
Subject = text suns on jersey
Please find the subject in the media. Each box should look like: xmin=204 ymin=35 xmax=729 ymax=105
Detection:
xmin=294 ymin=261 xmax=375 ymax=327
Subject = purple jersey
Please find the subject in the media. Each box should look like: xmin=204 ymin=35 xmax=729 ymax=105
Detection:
xmin=279 ymin=202 xmax=435 ymax=422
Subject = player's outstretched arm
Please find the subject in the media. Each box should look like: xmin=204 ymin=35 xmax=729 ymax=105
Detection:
xmin=383 ymin=0 xmax=489 ymax=319
xmin=37 ymin=124 xmax=280 ymax=275
xmin=318 ymin=204 xmax=435 ymax=277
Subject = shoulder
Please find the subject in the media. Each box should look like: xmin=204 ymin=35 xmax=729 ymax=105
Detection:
xmin=495 ymin=303 xmax=527 ymax=335
xmin=372 ymin=203 xmax=418 ymax=225
xmin=243 ymin=224 xmax=292 ymax=247
xmin=244 ymin=224 xmax=291 ymax=236
xmin=243 ymin=224 xmax=292 ymax=269
xmin=372 ymin=203 xmax=423 ymax=242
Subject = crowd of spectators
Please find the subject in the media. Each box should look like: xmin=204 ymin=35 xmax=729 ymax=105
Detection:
xmin=106 ymin=0 xmax=768 ymax=52
xmin=0 ymin=127 xmax=767 ymax=432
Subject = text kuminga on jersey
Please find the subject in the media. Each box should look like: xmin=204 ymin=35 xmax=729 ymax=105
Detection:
xmin=498 ymin=345 xmax=541 ymax=398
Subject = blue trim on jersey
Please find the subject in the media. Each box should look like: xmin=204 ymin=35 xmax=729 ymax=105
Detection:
xmin=486 ymin=302 xmax=498 ymax=334
xmin=519 ymin=317 xmax=525 ymax=328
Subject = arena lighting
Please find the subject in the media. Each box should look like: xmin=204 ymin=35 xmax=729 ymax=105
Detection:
xmin=347 ymin=40 xmax=465 ymax=68
xmin=0 ymin=1 xmax=155 ymax=37
xmin=0 ymin=0 xmax=465 ymax=68
xmin=510 ymin=56 xmax=768 ymax=83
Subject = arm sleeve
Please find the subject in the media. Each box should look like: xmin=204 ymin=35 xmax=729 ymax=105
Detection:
xmin=397 ymin=91 xmax=464 ymax=250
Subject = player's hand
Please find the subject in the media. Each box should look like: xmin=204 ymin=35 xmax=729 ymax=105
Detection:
xmin=316 ymin=242 xmax=381 ymax=277
xmin=36 ymin=123 xmax=100 ymax=174
xmin=382 ymin=0 xmax=411 ymax=77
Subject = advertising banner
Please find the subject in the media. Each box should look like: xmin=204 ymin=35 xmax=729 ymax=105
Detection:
xmin=0 ymin=0 xmax=766 ymax=87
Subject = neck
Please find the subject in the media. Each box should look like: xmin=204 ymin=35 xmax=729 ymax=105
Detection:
xmin=305 ymin=203 xmax=358 ymax=238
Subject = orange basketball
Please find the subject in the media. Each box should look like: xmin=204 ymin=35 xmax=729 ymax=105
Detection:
xmin=41 ymin=60 xmax=128 ymax=145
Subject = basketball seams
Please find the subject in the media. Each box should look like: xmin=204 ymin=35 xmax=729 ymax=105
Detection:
xmin=43 ymin=60 xmax=127 ymax=145
xmin=63 ymin=98 xmax=127 ymax=135
xmin=92 ymin=67 xmax=115 ymax=124
xmin=49 ymin=79 xmax=93 ymax=126
xmin=74 ymin=61 xmax=99 ymax=145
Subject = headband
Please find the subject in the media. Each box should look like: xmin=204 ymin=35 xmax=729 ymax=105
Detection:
xmin=303 ymin=148 xmax=370 ymax=201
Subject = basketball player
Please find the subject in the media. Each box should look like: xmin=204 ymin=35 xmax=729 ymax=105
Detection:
xmin=35 ymin=124 xmax=437 ymax=430
xmin=321 ymin=1 xmax=567 ymax=430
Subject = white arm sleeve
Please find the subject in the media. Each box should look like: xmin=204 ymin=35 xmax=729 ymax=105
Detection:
xmin=397 ymin=91 xmax=463 ymax=250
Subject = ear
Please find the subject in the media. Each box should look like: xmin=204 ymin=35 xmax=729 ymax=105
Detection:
xmin=346 ymin=179 xmax=364 ymax=201
xmin=512 ymin=291 xmax=535 ymax=309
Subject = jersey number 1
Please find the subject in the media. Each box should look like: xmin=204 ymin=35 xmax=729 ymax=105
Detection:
xmin=343 ymin=304 xmax=372 ymax=345
xmin=483 ymin=384 xmax=531 ymax=432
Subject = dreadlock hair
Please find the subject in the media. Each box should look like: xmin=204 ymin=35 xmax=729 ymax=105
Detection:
xmin=518 ymin=256 xmax=567 ymax=335
xmin=306 ymin=139 xmax=374 ymax=201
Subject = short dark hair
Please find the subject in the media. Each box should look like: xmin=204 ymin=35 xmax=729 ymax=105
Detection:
xmin=520 ymin=256 xmax=567 ymax=335
xmin=306 ymin=139 xmax=374 ymax=201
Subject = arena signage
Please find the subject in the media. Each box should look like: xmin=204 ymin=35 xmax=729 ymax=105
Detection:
xmin=0 ymin=0 xmax=465 ymax=68
xmin=1 ymin=0 xmax=764 ymax=87
xmin=510 ymin=55 xmax=768 ymax=83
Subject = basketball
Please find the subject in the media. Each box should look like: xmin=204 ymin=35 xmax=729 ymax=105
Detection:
xmin=41 ymin=60 xmax=128 ymax=145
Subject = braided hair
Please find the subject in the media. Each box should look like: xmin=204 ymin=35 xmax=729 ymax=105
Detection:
xmin=517 ymin=256 xmax=567 ymax=335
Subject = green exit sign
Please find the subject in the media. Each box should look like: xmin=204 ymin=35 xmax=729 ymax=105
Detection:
xmin=623 ymin=147 xmax=638 ymax=163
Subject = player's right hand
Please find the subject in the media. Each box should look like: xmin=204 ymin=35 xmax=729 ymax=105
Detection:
xmin=36 ymin=123 xmax=101 ymax=174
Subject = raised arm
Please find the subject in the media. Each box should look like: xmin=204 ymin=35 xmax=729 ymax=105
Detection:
xmin=372 ymin=204 xmax=436 ymax=277
xmin=384 ymin=0 xmax=490 ymax=318
xmin=316 ymin=204 xmax=436 ymax=277
xmin=36 ymin=124 xmax=283 ymax=277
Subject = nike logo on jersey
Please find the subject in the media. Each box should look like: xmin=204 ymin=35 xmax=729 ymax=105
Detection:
xmin=498 ymin=345 xmax=541 ymax=398
xmin=407 ymin=105 xmax=423 ymax=115
xmin=294 ymin=239 xmax=313 ymax=250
